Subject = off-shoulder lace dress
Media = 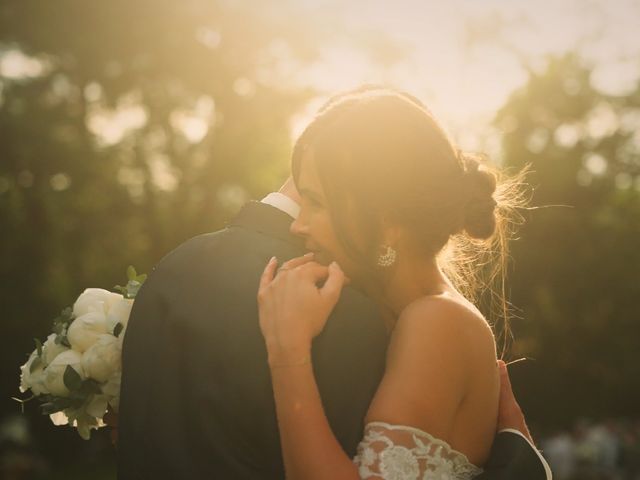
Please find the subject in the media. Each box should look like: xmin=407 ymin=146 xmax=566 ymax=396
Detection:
xmin=353 ymin=422 xmax=483 ymax=479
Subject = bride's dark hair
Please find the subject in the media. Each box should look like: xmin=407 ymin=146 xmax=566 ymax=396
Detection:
xmin=291 ymin=86 xmax=530 ymax=355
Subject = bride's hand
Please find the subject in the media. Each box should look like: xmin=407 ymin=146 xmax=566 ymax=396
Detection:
xmin=258 ymin=254 xmax=346 ymax=365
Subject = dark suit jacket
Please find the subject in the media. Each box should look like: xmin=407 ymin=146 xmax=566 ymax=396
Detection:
xmin=117 ymin=201 xmax=551 ymax=479
xmin=117 ymin=202 xmax=388 ymax=479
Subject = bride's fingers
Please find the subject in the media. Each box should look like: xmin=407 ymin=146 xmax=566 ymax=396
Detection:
xmin=279 ymin=252 xmax=314 ymax=272
xmin=320 ymin=262 xmax=345 ymax=301
xmin=259 ymin=256 xmax=278 ymax=292
xmin=298 ymin=263 xmax=330 ymax=282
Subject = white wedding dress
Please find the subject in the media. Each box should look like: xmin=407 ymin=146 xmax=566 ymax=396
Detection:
xmin=353 ymin=422 xmax=483 ymax=479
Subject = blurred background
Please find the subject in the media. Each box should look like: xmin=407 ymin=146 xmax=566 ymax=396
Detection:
xmin=1 ymin=0 xmax=639 ymax=478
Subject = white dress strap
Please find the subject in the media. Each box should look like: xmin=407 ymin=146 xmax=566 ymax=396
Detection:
xmin=353 ymin=422 xmax=483 ymax=479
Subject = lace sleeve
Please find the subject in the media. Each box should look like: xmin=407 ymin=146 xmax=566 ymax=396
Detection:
xmin=352 ymin=422 xmax=484 ymax=480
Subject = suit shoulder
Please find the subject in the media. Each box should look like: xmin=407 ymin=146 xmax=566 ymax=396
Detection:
xmin=143 ymin=229 xmax=230 ymax=285
xmin=158 ymin=230 xmax=225 ymax=265
xmin=159 ymin=231 xmax=215 ymax=262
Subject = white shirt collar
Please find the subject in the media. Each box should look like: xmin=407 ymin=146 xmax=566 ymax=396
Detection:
xmin=261 ymin=192 xmax=300 ymax=219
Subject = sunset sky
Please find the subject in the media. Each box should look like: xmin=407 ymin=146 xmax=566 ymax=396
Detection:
xmin=288 ymin=0 xmax=640 ymax=151
xmin=1 ymin=0 xmax=638 ymax=158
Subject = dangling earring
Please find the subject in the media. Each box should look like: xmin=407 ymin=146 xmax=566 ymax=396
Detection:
xmin=377 ymin=244 xmax=397 ymax=267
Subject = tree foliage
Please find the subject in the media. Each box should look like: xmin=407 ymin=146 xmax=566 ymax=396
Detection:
xmin=0 ymin=0 xmax=321 ymax=467
xmin=497 ymin=54 xmax=640 ymax=427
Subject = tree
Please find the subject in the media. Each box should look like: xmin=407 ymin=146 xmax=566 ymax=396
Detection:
xmin=496 ymin=53 xmax=640 ymax=427
xmin=0 ymin=0 xmax=321 ymax=471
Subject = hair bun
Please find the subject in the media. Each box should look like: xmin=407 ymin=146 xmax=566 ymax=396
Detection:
xmin=461 ymin=154 xmax=498 ymax=240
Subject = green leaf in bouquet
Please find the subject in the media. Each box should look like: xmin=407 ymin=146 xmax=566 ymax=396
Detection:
xmin=52 ymin=307 xmax=74 ymax=331
xmin=126 ymin=280 xmax=142 ymax=299
xmin=40 ymin=397 xmax=75 ymax=415
xmin=114 ymin=266 xmax=147 ymax=298
xmin=113 ymin=322 xmax=124 ymax=338
xmin=40 ymin=402 xmax=58 ymax=415
xmin=127 ymin=265 xmax=137 ymax=281
xmin=57 ymin=334 xmax=71 ymax=348
xmin=12 ymin=395 xmax=35 ymax=414
xmin=79 ymin=379 xmax=102 ymax=395
xmin=12 ymin=395 xmax=35 ymax=403
xmin=29 ymin=355 xmax=43 ymax=374
xmin=65 ymin=389 xmax=90 ymax=408
xmin=63 ymin=365 xmax=83 ymax=392
xmin=34 ymin=338 xmax=43 ymax=357
xmin=57 ymin=397 xmax=76 ymax=410
xmin=60 ymin=306 xmax=73 ymax=323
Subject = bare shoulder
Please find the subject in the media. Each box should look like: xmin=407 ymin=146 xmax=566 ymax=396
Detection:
xmin=366 ymin=293 xmax=498 ymax=440
xmin=388 ymin=294 xmax=496 ymax=364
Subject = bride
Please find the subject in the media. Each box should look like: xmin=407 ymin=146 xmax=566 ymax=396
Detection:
xmin=257 ymin=87 xmax=527 ymax=479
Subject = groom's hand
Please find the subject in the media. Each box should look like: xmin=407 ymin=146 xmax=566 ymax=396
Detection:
xmin=496 ymin=360 xmax=535 ymax=445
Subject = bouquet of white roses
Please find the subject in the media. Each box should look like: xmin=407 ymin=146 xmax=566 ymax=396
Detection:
xmin=14 ymin=266 xmax=146 ymax=439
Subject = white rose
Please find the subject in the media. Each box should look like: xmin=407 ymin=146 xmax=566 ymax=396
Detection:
xmin=73 ymin=288 xmax=122 ymax=318
xmin=42 ymin=333 xmax=69 ymax=366
xmin=106 ymin=296 xmax=133 ymax=330
xmin=43 ymin=350 xmax=85 ymax=397
xmin=67 ymin=310 xmax=110 ymax=353
xmin=81 ymin=334 xmax=121 ymax=383
xmin=19 ymin=350 xmax=49 ymax=396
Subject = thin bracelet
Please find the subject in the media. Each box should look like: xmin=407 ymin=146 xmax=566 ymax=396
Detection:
xmin=269 ymin=355 xmax=312 ymax=369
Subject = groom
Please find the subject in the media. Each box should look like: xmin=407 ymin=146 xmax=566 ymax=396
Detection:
xmin=117 ymin=176 xmax=551 ymax=479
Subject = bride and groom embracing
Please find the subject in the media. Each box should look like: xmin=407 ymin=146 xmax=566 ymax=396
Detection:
xmin=116 ymin=87 xmax=552 ymax=479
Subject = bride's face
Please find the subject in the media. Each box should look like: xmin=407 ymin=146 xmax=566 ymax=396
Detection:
xmin=290 ymin=151 xmax=361 ymax=276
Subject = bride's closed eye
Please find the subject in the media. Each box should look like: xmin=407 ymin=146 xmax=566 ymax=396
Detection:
xmin=300 ymin=188 xmax=325 ymax=208
xmin=304 ymin=197 xmax=324 ymax=210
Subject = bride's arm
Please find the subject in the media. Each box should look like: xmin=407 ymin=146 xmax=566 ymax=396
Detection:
xmin=268 ymin=356 xmax=361 ymax=480
xmin=259 ymin=256 xmax=360 ymax=480
xmin=258 ymin=256 xmax=497 ymax=479
xmin=365 ymin=297 xmax=499 ymax=466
